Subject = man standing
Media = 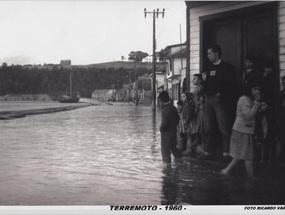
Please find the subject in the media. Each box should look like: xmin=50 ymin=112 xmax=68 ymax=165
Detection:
xmin=202 ymin=44 xmax=236 ymax=161
xmin=158 ymin=91 xmax=182 ymax=164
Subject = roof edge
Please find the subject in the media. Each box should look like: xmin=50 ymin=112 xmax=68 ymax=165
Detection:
xmin=185 ymin=1 xmax=216 ymax=9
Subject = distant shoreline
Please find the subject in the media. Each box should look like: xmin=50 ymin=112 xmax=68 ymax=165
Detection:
xmin=0 ymin=104 xmax=92 ymax=120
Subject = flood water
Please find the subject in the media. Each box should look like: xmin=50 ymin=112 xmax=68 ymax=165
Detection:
xmin=0 ymin=102 xmax=284 ymax=205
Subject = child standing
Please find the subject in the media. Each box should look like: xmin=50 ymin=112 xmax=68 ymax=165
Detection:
xmin=158 ymin=91 xmax=182 ymax=164
xmin=241 ymin=54 xmax=261 ymax=95
xmin=177 ymin=100 xmax=186 ymax=151
xmin=220 ymin=83 xmax=261 ymax=178
xmin=254 ymin=97 xmax=278 ymax=164
xmin=258 ymin=60 xmax=277 ymax=163
xmin=185 ymin=74 xmax=204 ymax=158
xmin=180 ymin=92 xmax=195 ymax=155
xmin=260 ymin=59 xmax=276 ymax=108
xmin=194 ymin=90 xmax=206 ymax=158
xmin=192 ymin=73 xmax=204 ymax=102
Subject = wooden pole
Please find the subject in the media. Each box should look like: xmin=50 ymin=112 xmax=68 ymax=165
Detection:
xmin=152 ymin=10 xmax=156 ymax=111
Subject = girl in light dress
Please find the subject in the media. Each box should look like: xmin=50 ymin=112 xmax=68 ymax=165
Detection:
xmin=221 ymin=83 xmax=261 ymax=178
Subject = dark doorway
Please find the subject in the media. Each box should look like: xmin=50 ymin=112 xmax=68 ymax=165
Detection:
xmin=200 ymin=2 xmax=278 ymax=92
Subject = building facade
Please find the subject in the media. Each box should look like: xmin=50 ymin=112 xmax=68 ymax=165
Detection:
xmin=185 ymin=1 xmax=282 ymax=97
xmin=163 ymin=43 xmax=187 ymax=103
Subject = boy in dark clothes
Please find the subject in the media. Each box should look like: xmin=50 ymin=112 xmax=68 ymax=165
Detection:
xmin=257 ymin=59 xmax=277 ymax=163
xmin=158 ymin=91 xmax=182 ymax=164
xmin=255 ymin=99 xmax=276 ymax=163
xmin=241 ymin=54 xmax=261 ymax=95
xmin=260 ymin=59 xmax=276 ymax=108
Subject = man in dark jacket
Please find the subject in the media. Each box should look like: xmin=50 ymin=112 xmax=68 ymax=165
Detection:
xmin=202 ymin=44 xmax=236 ymax=162
xmin=158 ymin=91 xmax=182 ymax=164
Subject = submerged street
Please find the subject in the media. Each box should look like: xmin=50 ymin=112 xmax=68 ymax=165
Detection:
xmin=0 ymin=102 xmax=284 ymax=205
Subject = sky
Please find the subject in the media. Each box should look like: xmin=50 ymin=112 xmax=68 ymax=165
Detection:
xmin=0 ymin=0 xmax=187 ymax=66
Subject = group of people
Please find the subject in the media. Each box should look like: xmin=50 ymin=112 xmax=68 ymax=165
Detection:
xmin=158 ymin=44 xmax=285 ymax=178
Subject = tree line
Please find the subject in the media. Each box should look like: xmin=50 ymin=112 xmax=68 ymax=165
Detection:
xmin=0 ymin=64 xmax=152 ymax=100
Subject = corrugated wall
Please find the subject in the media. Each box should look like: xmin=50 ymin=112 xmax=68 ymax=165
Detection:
xmin=188 ymin=1 xmax=277 ymax=91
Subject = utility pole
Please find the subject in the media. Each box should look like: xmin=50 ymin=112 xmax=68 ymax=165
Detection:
xmin=179 ymin=24 xmax=183 ymax=98
xmin=134 ymin=61 xmax=138 ymax=106
xmin=144 ymin=8 xmax=165 ymax=111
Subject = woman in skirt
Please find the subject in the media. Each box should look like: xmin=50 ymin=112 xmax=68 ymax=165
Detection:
xmin=220 ymin=82 xmax=261 ymax=178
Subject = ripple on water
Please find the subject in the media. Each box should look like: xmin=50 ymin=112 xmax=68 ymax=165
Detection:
xmin=0 ymin=104 xmax=164 ymax=205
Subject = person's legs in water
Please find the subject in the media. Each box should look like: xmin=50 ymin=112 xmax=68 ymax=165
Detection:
xmin=214 ymin=96 xmax=231 ymax=158
xmin=161 ymin=134 xmax=172 ymax=164
xmin=203 ymin=96 xmax=217 ymax=159
xmin=220 ymin=158 xmax=241 ymax=175
xmin=244 ymin=159 xmax=254 ymax=178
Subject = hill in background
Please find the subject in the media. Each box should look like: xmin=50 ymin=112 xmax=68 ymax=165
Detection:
xmin=24 ymin=61 xmax=163 ymax=71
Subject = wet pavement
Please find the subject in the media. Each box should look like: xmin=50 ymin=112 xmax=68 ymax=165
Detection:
xmin=0 ymin=101 xmax=284 ymax=205
xmin=163 ymin=158 xmax=285 ymax=205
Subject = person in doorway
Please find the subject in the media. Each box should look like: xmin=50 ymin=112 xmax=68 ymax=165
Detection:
xmin=158 ymin=91 xmax=182 ymax=165
xmin=220 ymin=82 xmax=261 ymax=178
xmin=260 ymin=58 xmax=275 ymax=108
xmin=255 ymin=59 xmax=277 ymax=163
xmin=241 ymin=54 xmax=261 ymax=96
xmin=201 ymin=44 xmax=235 ymax=162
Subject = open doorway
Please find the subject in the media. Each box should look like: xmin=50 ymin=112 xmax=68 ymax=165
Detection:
xmin=200 ymin=2 xmax=278 ymax=98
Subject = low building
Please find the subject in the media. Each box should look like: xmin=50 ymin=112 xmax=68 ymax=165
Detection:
xmin=137 ymin=76 xmax=152 ymax=106
xmin=115 ymin=89 xmax=125 ymax=101
xmin=91 ymin=89 xmax=116 ymax=101
xmin=156 ymin=65 xmax=166 ymax=93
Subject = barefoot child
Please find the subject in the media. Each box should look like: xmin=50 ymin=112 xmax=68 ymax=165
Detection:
xmin=194 ymin=90 xmax=206 ymax=158
xmin=177 ymin=100 xmax=186 ymax=151
xmin=180 ymin=92 xmax=195 ymax=155
xmin=221 ymin=83 xmax=261 ymax=178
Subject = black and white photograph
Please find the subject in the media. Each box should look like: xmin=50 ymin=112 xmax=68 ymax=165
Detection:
xmin=0 ymin=0 xmax=285 ymax=214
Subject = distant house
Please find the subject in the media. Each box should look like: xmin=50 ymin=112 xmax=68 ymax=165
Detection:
xmin=136 ymin=76 xmax=152 ymax=106
xmin=162 ymin=43 xmax=187 ymax=102
xmin=155 ymin=65 xmax=166 ymax=93
xmin=142 ymin=52 xmax=161 ymax=63
xmin=2 ymin=94 xmax=52 ymax=101
xmin=60 ymin=60 xmax=71 ymax=66
xmin=142 ymin=55 xmax=153 ymax=63
xmin=91 ymin=89 xmax=116 ymax=101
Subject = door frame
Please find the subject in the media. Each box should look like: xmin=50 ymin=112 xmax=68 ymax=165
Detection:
xmin=199 ymin=2 xmax=278 ymax=76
